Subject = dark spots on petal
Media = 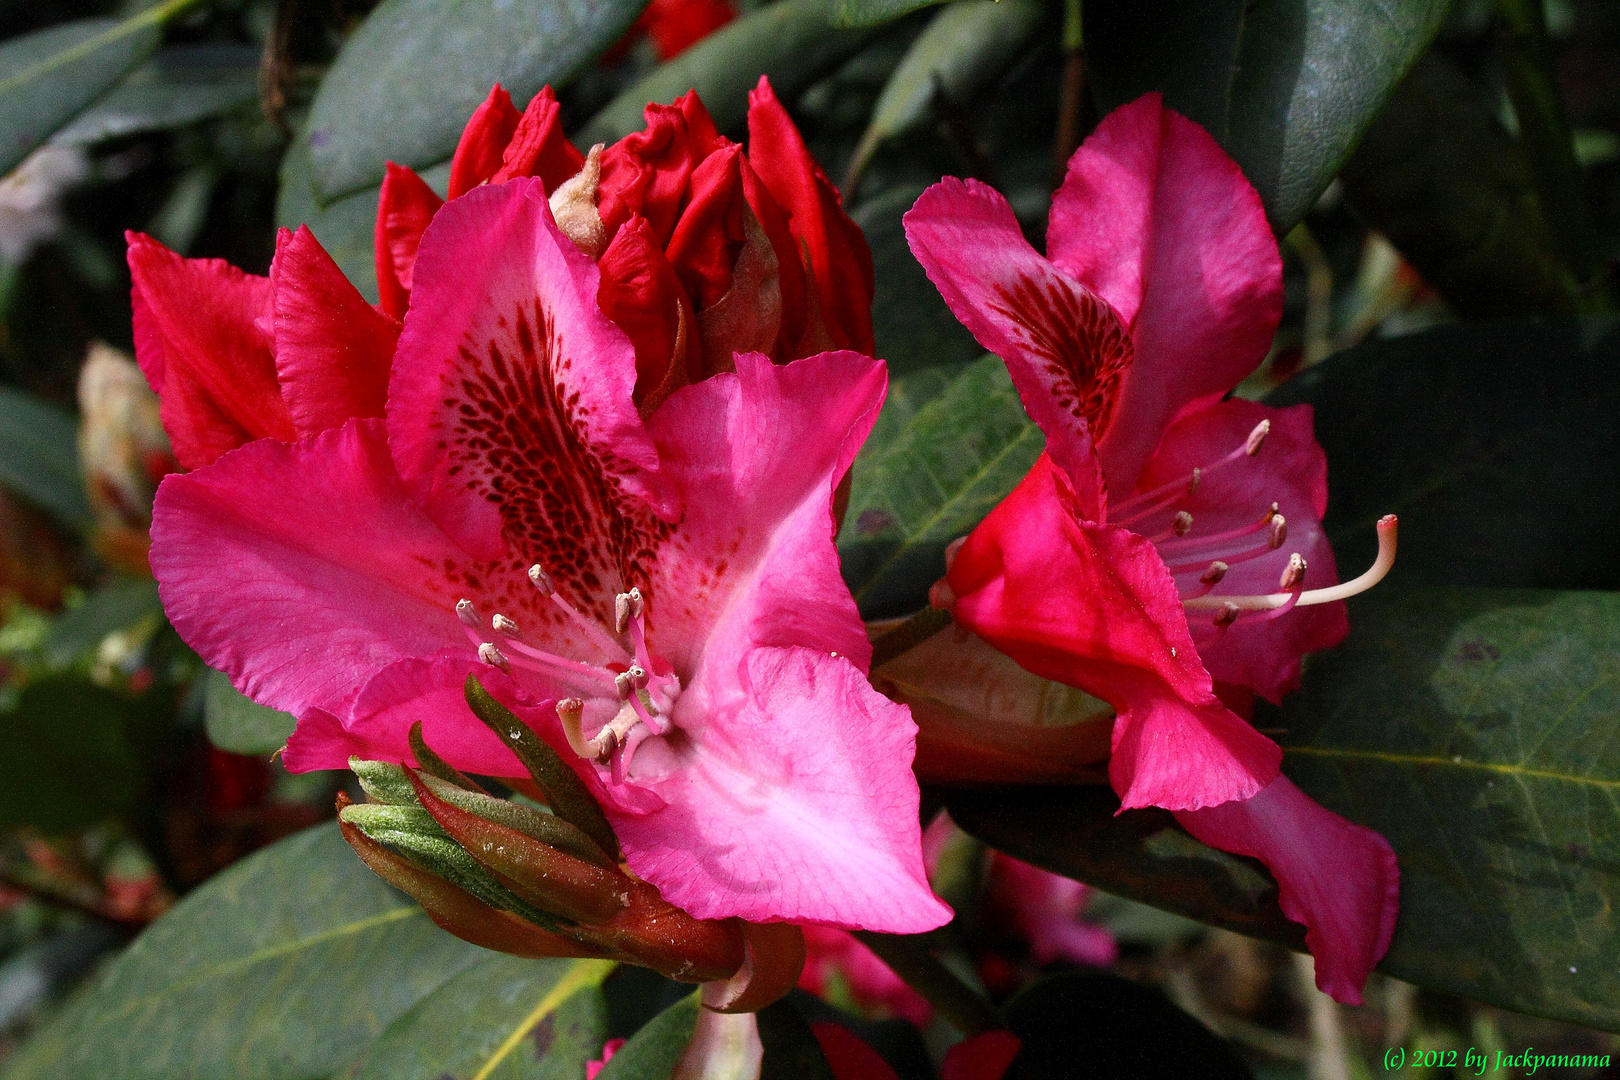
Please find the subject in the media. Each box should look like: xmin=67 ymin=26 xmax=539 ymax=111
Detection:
xmin=989 ymin=273 xmax=1132 ymax=440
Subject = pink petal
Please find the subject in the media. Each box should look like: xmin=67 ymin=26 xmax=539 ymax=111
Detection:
xmin=1134 ymin=397 xmax=1347 ymax=702
xmin=1176 ymin=776 xmax=1399 ymax=1005
xmin=800 ymin=925 xmax=932 ymax=1027
xmin=947 ymin=455 xmax=1281 ymax=812
xmin=988 ymin=854 xmax=1118 ymax=967
xmin=903 ymin=178 xmax=1132 ymax=518
xmin=126 ymin=231 xmax=295 ymax=469
xmin=282 ymin=657 xmax=532 ymax=775
xmin=387 ymin=179 xmax=673 ymax=593
xmin=149 ymin=418 xmax=545 ymax=722
xmin=613 ymin=645 xmax=951 ymax=932
xmin=1048 ymin=94 xmax=1283 ymax=491
xmin=270 ymin=225 xmax=401 ymax=438
xmin=643 ymin=350 xmax=882 ymax=678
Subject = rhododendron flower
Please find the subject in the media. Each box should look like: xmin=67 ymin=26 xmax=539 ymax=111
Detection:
xmin=608 ymin=0 xmax=736 ymax=62
xmin=148 ymin=174 xmax=948 ymax=935
xmin=904 ymin=93 xmax=1398 ymax=1002
xmin=986 ymin=854 xmax=1117 ymax=968
xmin=128 ymin=77 xmax=872 ymax=473
xmin=799 ymin=924 xmax=933 ymax=1027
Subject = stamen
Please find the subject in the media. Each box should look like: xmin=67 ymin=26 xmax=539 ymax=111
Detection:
xmin=614 ymin=671 xmax=633 ymax=699
xmin=1111 ymin=421 xmax=1270 ymax=525
xmin=492 ymin=614 xmax=522 ymax=638
xmin=1268 ymin=514 xmax=1288 ymax=549
xmin=1163 ymin=534 xmax=1287 ymax=576
xmin=1177 ymin=560 xmax=1228 ymax=601
xmin=1184 ymin=515 xmax=1398 ymax=613
xmin=1213 ymin=602 xmax=1241 ymax=628
xmin=456 ymin=599 xmax=482 ymax=629
xmin=556 ymin=698 xmax=593 ymax=758
xmin=530 ymin=563 xmax=626 ymax=658
xmin=477 ymin=642 xmax=510 ymax=671
xmin=614 ymin=588 xmax=644 ymax=634
xmin=627 ymin=665 xmax=649 ymax=690
xmin=1278 ymin=553 xmax=1307 ymax=591
xmin=499 ymin=636 xmax=619 ymax=688
xmin=527 ymin=564 xmax=554 ymax=595
xmin=627 ymin=687 xmax=668 ymax=736
xmin=1173 ymin=511 xmax=1194 ymax=536
xmin=1154 ymin=503 xmax=1278 ymax=558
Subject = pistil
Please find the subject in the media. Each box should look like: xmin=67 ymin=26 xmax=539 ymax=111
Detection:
xmin=1183 ymin=515 xmax=1398 ymax=620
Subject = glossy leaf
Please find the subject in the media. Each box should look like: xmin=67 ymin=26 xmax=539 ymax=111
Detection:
xmin=593 ymin=991 xmax=700 ymax=1080
xmin=0 ymin=822 xmax=491 ymax=1080
xmin=0 ymin=675 xmax=142 ymax=831
xmin=0 ymin=385 xmax=92 ymax=532
xmin=1085 ymin=0 xmax=1451 ymax=232
xmin=838 ymin=356 xmax=1043 ymax=619
xmin=1266 ymin=317 xmax=1620 ymax=591
xmin=832 ymin=0 xmax=948 ymax=30
xmin=948 ymin=586 xmax=1620 ymax=1033
xmin=202 ymin=667 xmax=295 ymax=757
xmin=846 ymin=0 xmax=1046 ymax=188
xmin=352 ymin=955 xmax=615 ymax=1080
xmin=579 ymin=0 xmax=874 ymax=144
xmin=0 ymin=11 xmax=171 ymax=175
xmin=53 ymin=44 xmax=260 ymax=146
xmin=854 ymin=186 xmax=985 ymax=377
xmin=306 ymin=0 xmax=651 ymax=202
xmin=43 ymin=577 xmax=162 ymax=668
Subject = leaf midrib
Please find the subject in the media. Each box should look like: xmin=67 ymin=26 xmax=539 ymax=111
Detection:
xmin=1285 ymin=745 xmax=1620 ymax=790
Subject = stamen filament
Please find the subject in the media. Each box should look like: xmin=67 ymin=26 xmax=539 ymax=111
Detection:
xmin=628 ymin=688 xmax=668 ymax=735
xmin=1184 ymin=515 xmax=1397 ymax=612
xmin=1163 ymin=533 xmax=1283 ymax=576
xmin=1110 ymin=420 xmax=1268 ymax=524
xmin=528 ymin=563 xmax=628 ymax=658
xmin=1154 ymin=504 xmax=1278 ymax=558
xmin=499 ymin=636 xmax=620 ymax=689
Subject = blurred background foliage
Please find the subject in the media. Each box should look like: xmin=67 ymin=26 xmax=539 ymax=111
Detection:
xmin=0 ymin=0 xmax=1618 ymax=1076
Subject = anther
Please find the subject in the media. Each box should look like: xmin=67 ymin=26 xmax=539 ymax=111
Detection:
xmin=1187 ymin=468 xmax=1201 ymax=495
xmin=614 ymin=671 xmax=633 ymax=699
xmin=456 ymin=599 xmax=482 ymax=629
xmin=614 ymin=588 xmax=644 ymax=634
xmin=1268 ymin=514 xmax=1288 ymax=549
xmin=627 ymin=665 xmax=649 ymax=690
xmin=1201 ymin=561 xmax=1229 ymax=585
xmin=1172 ymin=511 xmax=1193 ymax=537
xmin=491 ymin=614 xmax=522 ymax=638
xmin=527 ymin=564 xmax=554 ymax=596
xmin=1214 ymin=602 xmax=1241 ymax=627
xmin=556 ymin=698 xmax=592 ymax=758
xmin=1278 ymin=553 xmax=1307 ymax=591
xmin=477 ymin=642 xmax=510 ymax=671
xmin=1245 ymin=419 xmax=1270 ymax=456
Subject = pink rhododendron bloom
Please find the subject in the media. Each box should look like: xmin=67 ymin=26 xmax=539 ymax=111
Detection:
xmin=904 ymin=93 xmax=1398 ymax=1002
xmin=986 ymin=854 xmax=1117 ymax=968
xmin=798 ymin=925 xmax=933 ymax=1027
xmin=148 ymin=175 xmax=948 ymax=935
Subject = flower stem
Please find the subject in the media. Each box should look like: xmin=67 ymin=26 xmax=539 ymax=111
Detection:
xmin=852 ymin=931 xmax=1003 ymax=1037
xmin=868 ymin=607 xmax=951 ymax=670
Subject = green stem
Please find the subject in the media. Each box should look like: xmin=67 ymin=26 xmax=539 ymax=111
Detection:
xmin=1494 ymin=0 xmax=1613 ymax=310
xmin=853 ymin=931 xmax=1003 ymax=1037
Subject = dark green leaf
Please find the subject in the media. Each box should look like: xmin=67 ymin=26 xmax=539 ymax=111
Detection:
xmin=839 ymin=356 xmax=1042 ymax=618
xmin=832 ymin=0 xmax=947 ymax=31
xmin=1338 ymin=52 xmax=1580 ymax=317
xmin=53 ymin=44 xmax=260 ymax=146
xmin=1005 ymin=971 xmax=1252 ymax=1080
xmin=1266 ymin=316 xmax=1620 ymax=591
xmin=949 ymin=586 xmax=1620 ymax=1033
xmin=579 ymin=0 xmax=874 ymax=145
xmin=202 ymin=668 xmax=295 ymax=757
xmin=1085 ymin=0 xmax=1451 ymax=232
xmin=854 ymin=186 xmax=985 ymax=376
xmin=0 ymin=675 xmax=141 ymax=830
xmin=0 ymin=822 xmax=491 ymax=1080
xmin=846 ymin=0 xmax=1046 ymax=187
xmin=0 ymin=12 xmax=169 ymax=175
xmin=0 ymin=385 xmax=92 ymax=532
xmin=352 ymin=955 xmax=615 ymax=1080
xmin=756 ymin=999 xmax=835 ymax=1080
xmin=306 ymin=0 xmax=652 ymax=203
xmin=275 ymin=128 xmax=450 ymax=305
xmin=43 ymin=577 xmax=162 ymax=668
xmin=593 ymin=991 xmax=699 ymax=1080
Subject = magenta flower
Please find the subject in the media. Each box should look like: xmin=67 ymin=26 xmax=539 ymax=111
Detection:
xmin=903 ymin=94 xmax=1398 ymax=1001
xmin=150 ymin=177 xmax=948 ymax=934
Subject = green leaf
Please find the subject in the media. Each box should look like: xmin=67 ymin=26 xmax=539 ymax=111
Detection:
xmin=756 ymin=1000 xmax=835 ymax=1080
xmin=593 ymin=992 xmax=699 ymax=1080
xmin=1085 ymin=0 xmax=1451 ymax=232
xmin=579 ymin=0 xmax=875 ymax=145
xmin=202 ymin=668 xmax=295 ymax=757
xmin=832 ymin=0 xmax=948 ymax=30
xmin=0 ymin=675 xmax=142 ymax=831
xmin=854 ymin=186 xmax=985 ymax=376
xmin=306 ymin=0 xmax=652 ymax=203
xmin=0 ymin=385 xmax=92 ymax=532
xmin=845 ymin=0 xmax=1046 ymax=187
xmin=0 ymin=2 xmax=195 ymax=176
xmin=43 ymin=577 xmax=163 ymax=668
xmin=1 ymin=822 xmax=492 ymax=1080
xmin=52 ymin=44 xmax=260 ymax=146
xmin=839 ymin=356 xmax=1042 ymax=618
xmin=1265 ymin=316 xmax=1620 ymax=591
xmin=352 ymin=955 xmax=614 ymax=1080
xmin=275 ymin=127 xmax=450 ymax=305
xmin=949 ymin=586 xmax=1620 ymax=1033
